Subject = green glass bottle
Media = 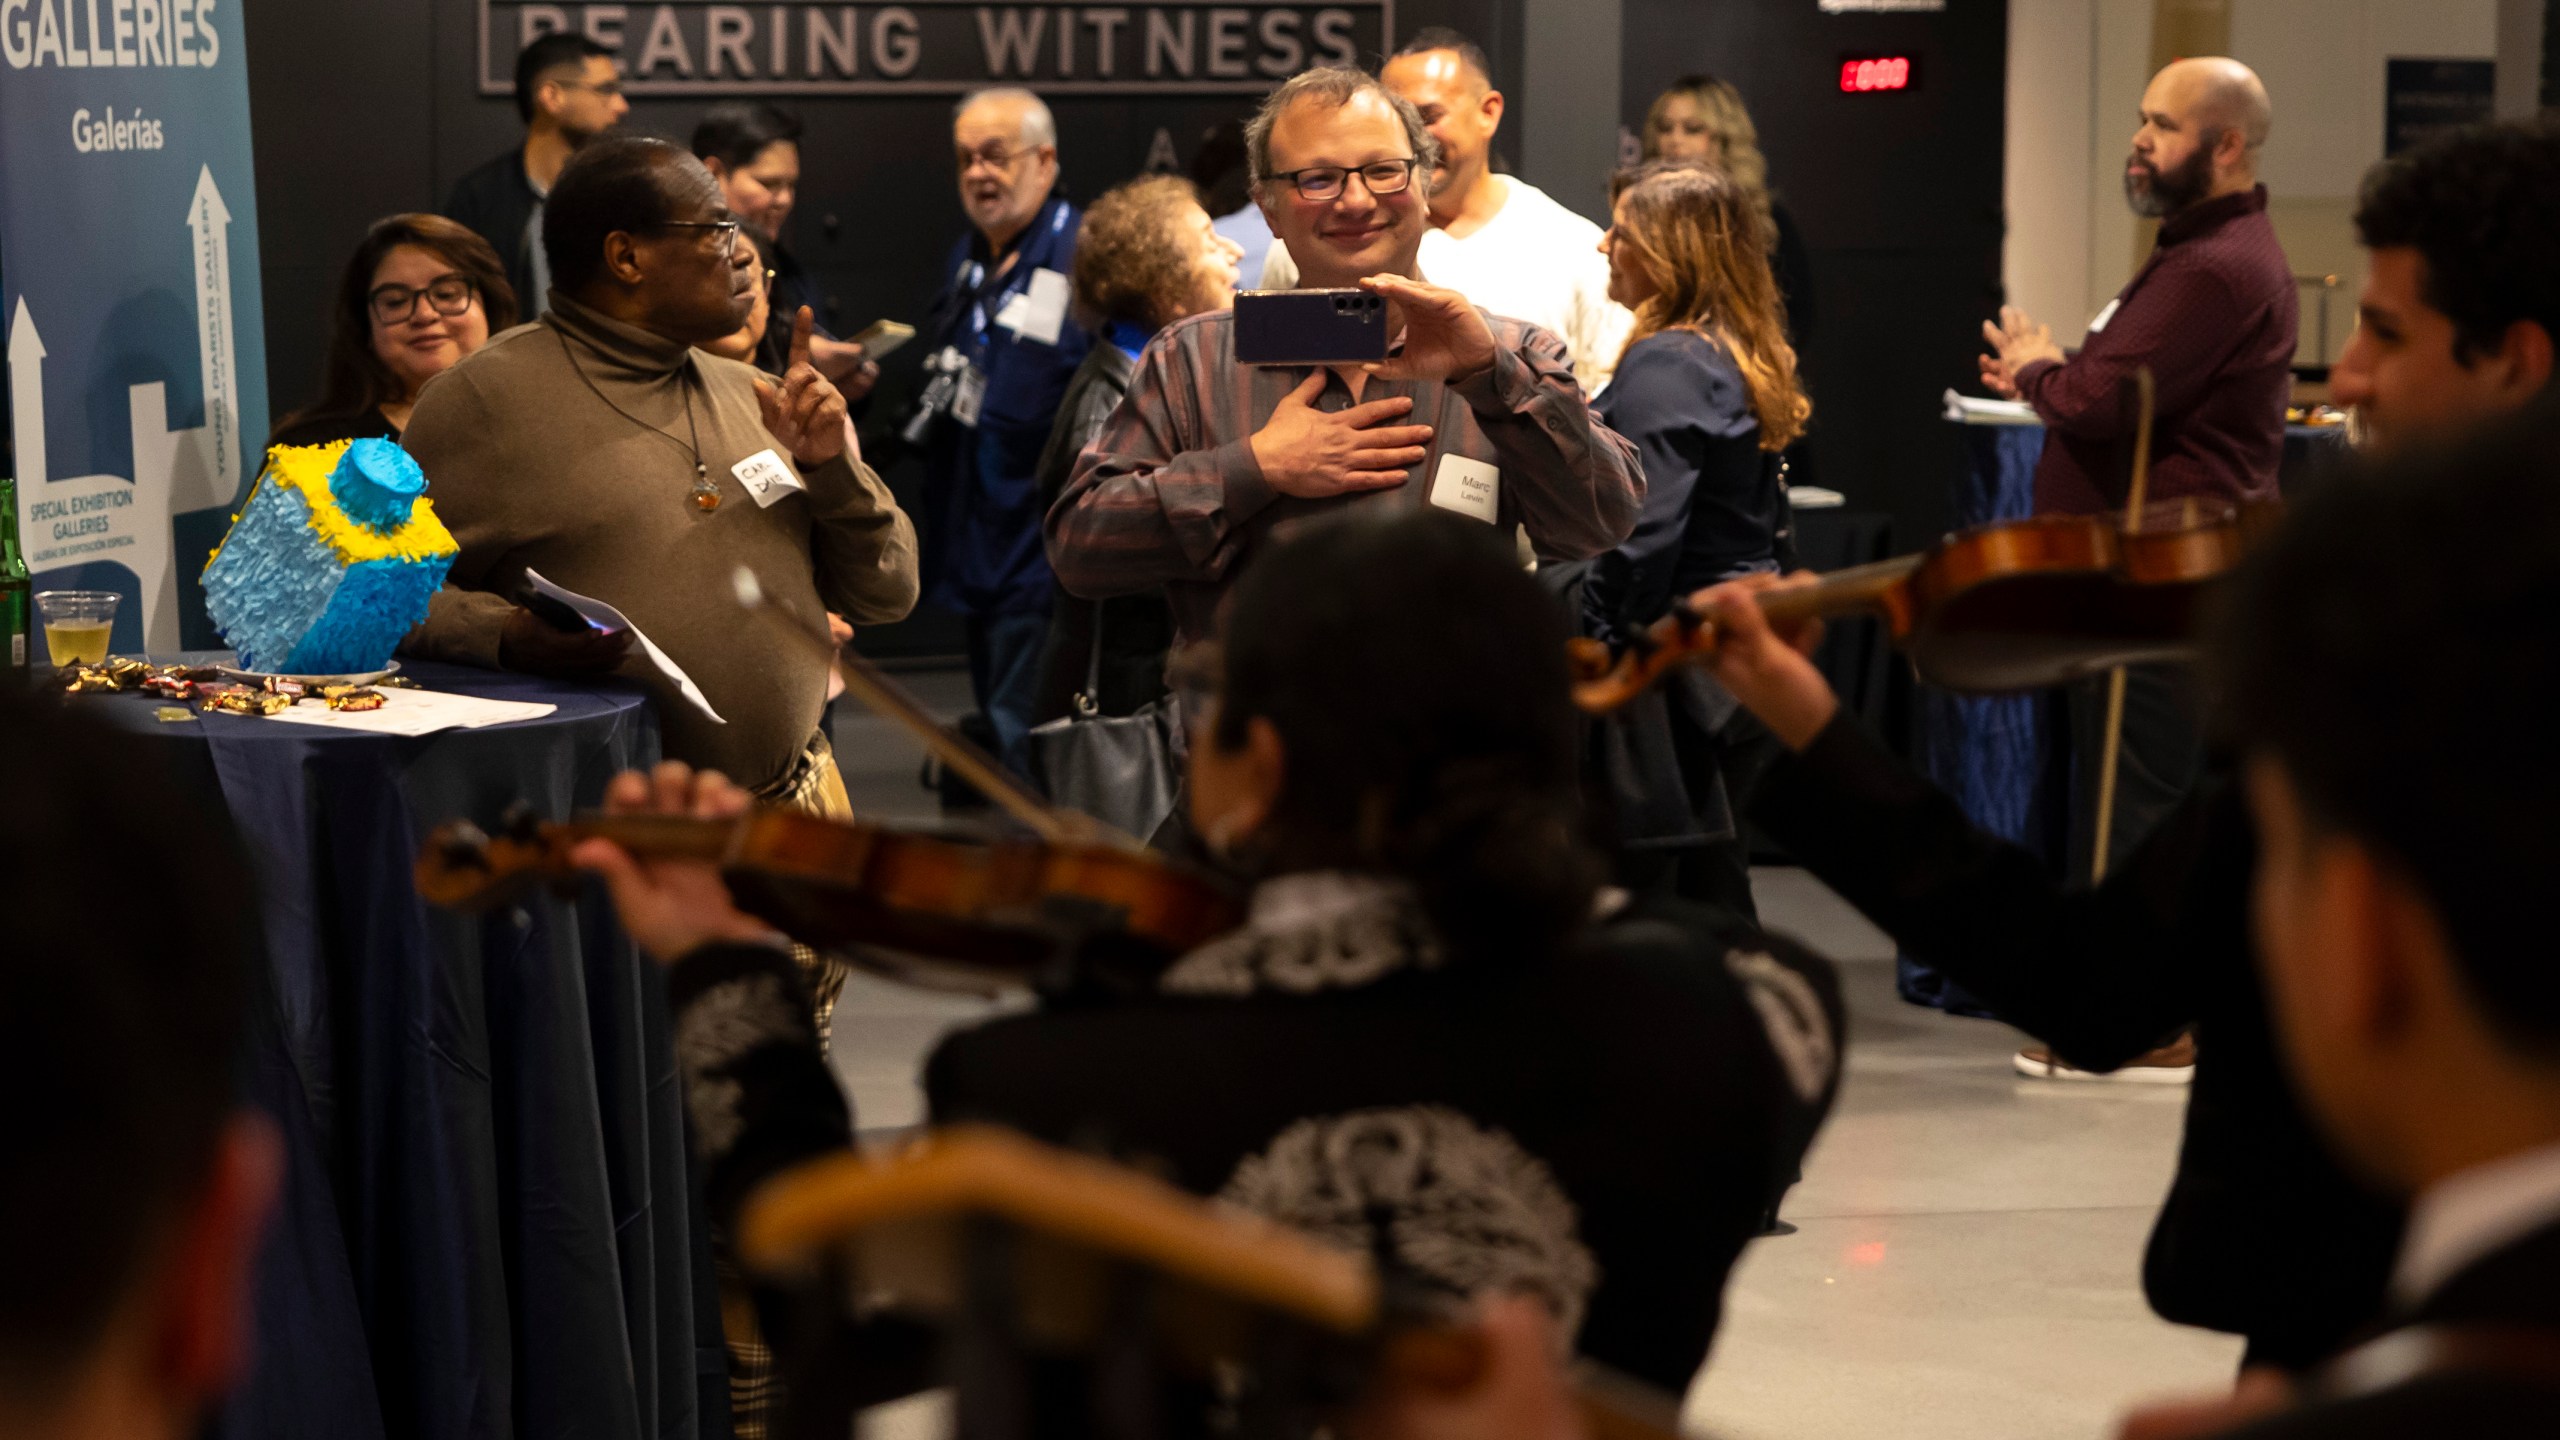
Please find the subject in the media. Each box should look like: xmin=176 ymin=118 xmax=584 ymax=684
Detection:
xmin=1 ymin=474 xmax=28 ymax=681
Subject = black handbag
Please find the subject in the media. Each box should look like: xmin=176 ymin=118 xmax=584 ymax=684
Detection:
xmin=1026 ymin=598 xmax=1185 ymax=840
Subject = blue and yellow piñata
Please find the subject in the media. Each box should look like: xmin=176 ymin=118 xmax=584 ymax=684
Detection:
xmin=202 ymin=438 xmax=457 ymax=675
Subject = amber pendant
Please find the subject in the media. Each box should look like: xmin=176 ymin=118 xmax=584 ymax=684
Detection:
xmin=688 ymin=468 xmax=721 ymax=512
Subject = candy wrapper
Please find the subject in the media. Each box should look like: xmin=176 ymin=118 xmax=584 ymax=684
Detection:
xmin=324 ymin=688 xmax=387 ymax=712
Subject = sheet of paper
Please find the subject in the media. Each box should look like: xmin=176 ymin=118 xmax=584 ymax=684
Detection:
xmin=1941 ymin=389 xmax=2042 ymax=427
xmin=523 ymin=568 xmax=726 ymax=724
xmin=263 ymin=688 xmax=558 ymax=737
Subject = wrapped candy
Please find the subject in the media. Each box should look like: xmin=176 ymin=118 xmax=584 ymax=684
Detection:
xmin=325 ymin=687 xmax=387 ymax=712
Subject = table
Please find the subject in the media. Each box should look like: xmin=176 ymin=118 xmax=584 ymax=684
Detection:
xmin=1897 ymin=419 xmax=2348 ymax=1012
xmin=85 ymin=659 xmax=725 ymax=1440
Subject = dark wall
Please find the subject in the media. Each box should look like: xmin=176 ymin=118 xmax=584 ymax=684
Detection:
xmin=1621 ymin=0 xmax=2008 ymax=551
xmin=245 ymin=0 xmax=1507 ymax=656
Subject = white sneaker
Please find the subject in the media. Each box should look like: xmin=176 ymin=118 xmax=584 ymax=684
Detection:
xmin=2012 ymin=1036 xmax=2195 ymax=1084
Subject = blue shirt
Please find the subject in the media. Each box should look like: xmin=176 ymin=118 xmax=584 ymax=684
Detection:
xmin=921 ymin=196 xmax=1093 ymax=616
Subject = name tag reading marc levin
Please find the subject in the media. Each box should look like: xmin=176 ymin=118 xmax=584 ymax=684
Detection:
xmin=1428 ymin=454 xmax=1501 ymax=524
xmin=733 ymin=448 xmax=804 ymax=508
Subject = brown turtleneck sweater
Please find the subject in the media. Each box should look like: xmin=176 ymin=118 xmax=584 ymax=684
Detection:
xmin=402 ymin=293 xmax=918 ymax=789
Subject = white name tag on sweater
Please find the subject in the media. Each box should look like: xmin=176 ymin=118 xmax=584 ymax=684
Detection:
xmin=2087 ymin=297 xmax=2123 ymax=334
xmin=1428 ymin=454 xmax=1501 ymax=524
xmin=732 ymin=448 xmax=803 ymax=508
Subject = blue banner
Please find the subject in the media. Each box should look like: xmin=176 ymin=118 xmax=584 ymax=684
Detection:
xmin=3 ymin=0 xmax=268 ymax=652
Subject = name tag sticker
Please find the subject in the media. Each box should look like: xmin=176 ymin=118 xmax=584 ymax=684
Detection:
xmin=952 ymin=365 xmax=989 ymax=428
xmin=732 ymin=448 xmax=803 ymax=508
xmin=1017 ymin=268 xmax=1071 ymax=346
xmin=2087 ymin=298 xmax=2123 ymax=334
xmin=1428 ymin=454 xmax=1501 ymax=525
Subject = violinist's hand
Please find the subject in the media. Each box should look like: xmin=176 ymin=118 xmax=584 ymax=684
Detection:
xmin=754 ymin=307 xmax=851 ymax=469
xmin=2113 ymin=1368 xmax=2296 ymax=1440
xmin=571 ymin=762 xmax=786 ymax=965
xmin=1343 ymin=1294 xmax=1586 ymax=1440
xmin=1689 ymin=572 xmax=1840 ymax=752
xmin=1359 ymin=273 xmax=1497 ymax=384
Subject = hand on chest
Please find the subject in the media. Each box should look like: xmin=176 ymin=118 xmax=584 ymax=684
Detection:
xmin=1275 ymin=370 xmax=1504 ymax=524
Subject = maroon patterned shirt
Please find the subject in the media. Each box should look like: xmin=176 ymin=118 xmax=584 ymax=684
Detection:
xmin=1045 ymin=308 xmax=1643 ymax=646
xmin=2018 ymin=185 xmax=2297 ymax=516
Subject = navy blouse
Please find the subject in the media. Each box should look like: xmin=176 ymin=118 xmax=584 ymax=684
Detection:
xmin=1582 ymin=327 xmax=1783 ymax=645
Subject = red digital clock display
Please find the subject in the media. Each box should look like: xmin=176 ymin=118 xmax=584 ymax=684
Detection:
xmin=1839 ymin=54 xmax=1916 ymax=93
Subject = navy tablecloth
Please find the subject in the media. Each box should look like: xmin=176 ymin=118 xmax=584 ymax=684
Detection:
xmin=1899 ymin=422 xmax=2347 ymax=1012
xmin=89 ymin=660 xmax=726 ymax=1440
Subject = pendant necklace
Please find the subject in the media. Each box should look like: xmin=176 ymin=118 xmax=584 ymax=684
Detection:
xmin=557 ymin=329 xmax=723 ymax=512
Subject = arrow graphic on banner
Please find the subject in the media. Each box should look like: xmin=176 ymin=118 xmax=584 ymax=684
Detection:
xmin=187 ymin=166 xmax=241 ymax=508
xmin=8 ymin=299 xmax=47 ymax=492
xmin=8 ymin=167 xmax=246 ymax=650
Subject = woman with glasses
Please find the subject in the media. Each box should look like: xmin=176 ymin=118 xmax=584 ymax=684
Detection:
xmin=271 ymin=214 xmax=517 ymax=448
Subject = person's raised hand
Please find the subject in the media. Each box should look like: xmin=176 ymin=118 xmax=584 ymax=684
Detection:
xmin=1343 ymin=1294 xmax=1586 ymax=1440
xmin=1688 ymin=572 xmax=1841 ymax=751
xmin=498 ymin=605 xmax=635 ymax=677
xmin=753 ymin=306 xmax=851 ymax=468
xmin=1360 ymin=273 xmax=1497 ymax=384
xmin=1248 ymin=371 xmax=1435 ymax=500
xmin=570 ymin=761 xmax=786 ymax=965
xmin=1979 ymin=304 xmax=2062 ymax=398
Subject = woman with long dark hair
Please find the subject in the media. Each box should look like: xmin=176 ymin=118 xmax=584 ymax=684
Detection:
xmin=271 ymin=214 xmax=517 ymax=447
xmin=574 ymin=509 xmax=1845 ymax=1399
xmin=1581 ymin=160 xmax=1812 ymax=918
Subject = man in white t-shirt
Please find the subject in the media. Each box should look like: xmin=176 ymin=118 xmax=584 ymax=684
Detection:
xmin=1258 ymin=28 xmax=1634 ymax=395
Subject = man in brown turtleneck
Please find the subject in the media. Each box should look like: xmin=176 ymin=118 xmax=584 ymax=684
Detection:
xmin=404 ymin=136 xmax=917 ymax=797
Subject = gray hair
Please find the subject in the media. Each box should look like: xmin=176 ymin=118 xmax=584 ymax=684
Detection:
xmin=1246 ymin=66 xmax=1439 ymax=196
xmin=955 ymin=86 xmax=1057 ymax=150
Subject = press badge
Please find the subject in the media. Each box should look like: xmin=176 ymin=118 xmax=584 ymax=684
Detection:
xmin=732 ymin=448 xmax=804 ymax=508
xmin=952 ymin=365 xmax=989 ymax=428
xmin=994 ymin=268 xmax=1072 ymax=346
xmin=1428 ymin=454 xmax=1501 ymax=524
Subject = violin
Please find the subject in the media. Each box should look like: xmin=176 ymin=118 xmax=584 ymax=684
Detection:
xmin=415 ymin=566 xmax=1241 ymax=992
xmin=415 ymin=805 xmax=1241 ymax=992
xmin=1569 ymin=495 xmax=2281 ymax=714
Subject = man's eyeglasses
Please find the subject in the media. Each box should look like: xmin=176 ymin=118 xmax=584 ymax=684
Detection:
xmin=1268 ymin=159 xmax=1420 ymax=201
xmin=652 ymin=219 xmax=744 ymax=258
xmin=369 ymin=274 xmax=478 ymax=325
xmin=554 ymin=77 xmax=625 ymax=100
xmin=957 ymin=144 xmax=1039 ymax=175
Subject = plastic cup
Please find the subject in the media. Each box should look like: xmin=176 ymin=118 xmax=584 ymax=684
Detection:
xmin=34 ymin=590 xmax=119 ymax=667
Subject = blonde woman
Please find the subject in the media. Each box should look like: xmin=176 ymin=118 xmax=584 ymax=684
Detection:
xmin=1582 ymin=160 xmax=1812 ymax=918
xmin=1641 ymin=75 xmax=1814 ymax=346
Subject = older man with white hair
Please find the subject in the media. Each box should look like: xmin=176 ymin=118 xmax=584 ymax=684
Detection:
xmin=915 ymin=86 xmax=1094 ymax=771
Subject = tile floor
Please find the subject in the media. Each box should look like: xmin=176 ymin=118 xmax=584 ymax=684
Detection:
xmin=824 ymin=674 xmax=2245 ymax=1439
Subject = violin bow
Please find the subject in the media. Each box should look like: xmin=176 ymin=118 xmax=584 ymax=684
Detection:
xmin=730 ymin=568 xmax=1140 ymax=852
xmin=2087 ymin=366 xmax=2156 ymax=883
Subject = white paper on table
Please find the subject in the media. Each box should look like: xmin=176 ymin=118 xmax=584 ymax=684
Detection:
xmin=522 ymin=568 xmax=726 ymax=724
xmin=263 ymin=687 xmax=558 ymax=736
xmin=1941 ymin=388 xmax=2043 ymax=427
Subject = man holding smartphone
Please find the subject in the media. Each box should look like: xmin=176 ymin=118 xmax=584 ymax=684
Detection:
xmin=1045 ymin=65 xmax=1641 ymax=650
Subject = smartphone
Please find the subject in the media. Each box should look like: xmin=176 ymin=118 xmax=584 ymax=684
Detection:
xmin=851 ymin=319 xmax=916 ymax=362
xmin=1233 ymin=288 xmax=1389 ymax=366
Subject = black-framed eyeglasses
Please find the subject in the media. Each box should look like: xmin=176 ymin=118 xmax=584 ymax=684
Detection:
xmin=1268 ymin=159 xmax=1420 ymax=201
xmin=369 ymin=274 xmax=477 ymax=325
xmin=652 ymin=219 xmax=744 ymax=258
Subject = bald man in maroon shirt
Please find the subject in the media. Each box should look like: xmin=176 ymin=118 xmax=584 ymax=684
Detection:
xmin=1982 ymin=57 xmax=2294 ymax=517
xmin=1977 ymin=57 xmax=2293 ymax=1082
